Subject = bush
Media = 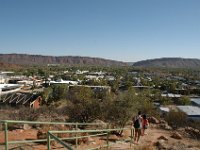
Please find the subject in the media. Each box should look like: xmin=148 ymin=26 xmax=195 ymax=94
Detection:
xmin=42 ymin=84 xmax=68 ymax=104
xmin=164 ymin=110 xmax=188 ymax=128
xmin=139 ymin=100 xmax=160 ymax=119
xmin=160 ymin=97 xmax=173 ymax=105
xmin=10 ymin=106 xmax=39 ymax=121
xmin=188 ymin=120 xmax=200 ymax=131
xmin=176 ymin=96 xmax=191 ymax=105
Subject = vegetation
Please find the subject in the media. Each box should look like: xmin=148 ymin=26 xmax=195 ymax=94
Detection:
xmin=164 ymin=110 xmax=188 ymax=128
xmin=42 ymin=84 xmax=68 ymax=104
xmin=2 ymin=60 xmax=200 ymax=132
xmin=176 ymin=96 xmax=191 ymax=105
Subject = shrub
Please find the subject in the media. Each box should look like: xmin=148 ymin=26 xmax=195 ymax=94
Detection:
xmin=9 ymin=106 xmax=39 ymax=121
xmin=164 ymin=110 xmax=188 ymax=128
xmin=188 ymin=120 xmax=200 ymax=131
xmin=176 ymin=96 xmax=191 ymax=105
xmin=160 ymin=97 xmax=173 ymax=105
xmin=139 ymin=100 xmax=160 ymax=119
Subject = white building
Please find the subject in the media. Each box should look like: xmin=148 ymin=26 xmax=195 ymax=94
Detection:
xmin=0 ymin=71 xmax=14 ymax=83
xmin=48 ymin=79 xmax=78 ymax=85
xmin=0 ymin=84 xmax=22 ymax=96
xmin=177 ymin=106 xmax=200 ymax=120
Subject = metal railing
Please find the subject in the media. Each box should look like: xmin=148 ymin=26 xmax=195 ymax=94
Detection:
xmin=47 ymin=132 xmax=74 ymax=150
xmin=47 ymin=127 xmax=134 ymax=150
xmin=0 ymin=120 xmax=104 ymax=150
xmin=0 ymin=120 xmax=134 ymax=150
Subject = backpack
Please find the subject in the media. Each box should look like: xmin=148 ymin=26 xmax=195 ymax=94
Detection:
xmin=133 ymin=116 xmax=140 ymax=128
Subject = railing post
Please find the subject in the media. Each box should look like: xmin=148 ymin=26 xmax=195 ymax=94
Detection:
xmin=106 ymin=124 xmax=109 ymax=149
xmin=47 ymin=131 xmax=51 ymax=150
xmin=130 ymin=127 xmax=133 ymax=148
xmin=75 ymin=122 xmax=78 ymax=149
xmin=4 ymin=121 xmax=8 ymax=150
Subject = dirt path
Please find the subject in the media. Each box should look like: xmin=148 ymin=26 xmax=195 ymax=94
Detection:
xmin=109 ymin=125 xmax=200 ymax=150
xmin=131 ymin=126 xmax=200 ymax=150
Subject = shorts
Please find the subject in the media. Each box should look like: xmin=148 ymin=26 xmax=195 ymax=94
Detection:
xmin=135 ymin=128 xmax=142 ymax=134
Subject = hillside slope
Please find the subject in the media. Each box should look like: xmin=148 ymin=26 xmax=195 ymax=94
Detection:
xmin=0 ymin=62 xmax=21 ymax=70
xmin=133 ymin=58 xmax=200 ymax=68
xmin=0 ymin=54 xmax=127 ymax=66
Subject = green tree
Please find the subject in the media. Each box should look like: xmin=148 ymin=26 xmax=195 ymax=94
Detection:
xmin=38 ymin=68 xmax=46 ymax=77
xmin=51 ymin=84 xmax=68 ymax=101
xmin=160 ymin=97 xmax=173 ymax=105
xmin=109 ymin=76 xmax=120 ymax=94
xmin=42 ymin=87 xmax=53 ymax=104
xmin=102 ymin=88 xmax=139 ymax=134
xmin=42 ymin=84 xmax=68 ymax=104
xmin=66 ymin=86 xmax=98 ymax=122
xmin=177 ymin=96 xmax=191 ymax=105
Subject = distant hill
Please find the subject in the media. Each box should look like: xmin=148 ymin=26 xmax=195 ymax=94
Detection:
xmin=0 ymin=54 xmax=127 ymax=66
xmin=133 ymin=58 xmax=200 ymax=68
xmin=0 ymin=62 xmax=21 ymax=69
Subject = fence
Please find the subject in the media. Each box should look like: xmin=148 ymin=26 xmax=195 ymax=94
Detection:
xmin=0 ymin=120 xmax=134 ymax=150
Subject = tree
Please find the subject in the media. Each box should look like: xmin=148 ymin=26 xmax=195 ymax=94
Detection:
xmin=42 ymin=87 xmax=53 ymax=104
xmin=66 ymin=86 xmax=99 ymax=122
xmin=160 ymin=97 xmax=173 ymax=105
xmin=123 ymin=75 xmax=133 ymax=90
xmin=38 ymin=68 xmax=46 ymax=77
xmin=51 ymin=84 xmax=68 ymax=101
xmin=42 ymin=84 xmax=68 ymax=104
xmin=110 ymin=77 xmax=120 ymax=94
xmin=102 ymin=88 xmax=139 ymax=134
xmin=177 ymin=96 xmax=191 ymax=105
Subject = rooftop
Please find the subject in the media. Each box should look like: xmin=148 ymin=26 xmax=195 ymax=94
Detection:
xmin=177 ymin=106 xmax=200 ymax=116
xmin=190 ymin=98 xmax=200 ymax=106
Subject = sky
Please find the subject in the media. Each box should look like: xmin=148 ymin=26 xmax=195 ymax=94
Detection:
xmin=0 ymin=0 xmax=200 ymax=62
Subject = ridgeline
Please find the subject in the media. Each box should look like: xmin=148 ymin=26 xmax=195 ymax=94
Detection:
xmin=0 ymin=54 xmax=127 ymax=67
xmin=133 ymin=57 xmax=200 ymax=69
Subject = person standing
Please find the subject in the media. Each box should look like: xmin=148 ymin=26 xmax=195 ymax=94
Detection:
xmin=142 ymin=114 xmax=149 ymax=136
xmin=133 ymin=111 xmax=142 ymax=144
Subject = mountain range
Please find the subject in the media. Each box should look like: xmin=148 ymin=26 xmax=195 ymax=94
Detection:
xmin=0 ymin=54 xmax=126 ymax=67
xmin=133 ymin=57 xmax=200 ymax=68
xmin=1 ymin=54 xmax=200 ymax=68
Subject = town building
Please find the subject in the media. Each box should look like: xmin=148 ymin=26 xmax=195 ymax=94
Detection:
xmin=177 ymin=106 xmax=200 ymax=120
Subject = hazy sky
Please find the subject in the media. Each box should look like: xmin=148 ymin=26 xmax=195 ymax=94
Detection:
xmin=0 ymin=0 xmax=200 ymax=62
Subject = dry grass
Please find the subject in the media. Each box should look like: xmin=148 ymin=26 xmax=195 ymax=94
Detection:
xmin=135 ymin=144 xmax=154 ymax=150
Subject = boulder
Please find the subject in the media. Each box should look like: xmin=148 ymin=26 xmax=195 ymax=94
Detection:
xmin=171 ymin=132 xmax=182 ymax=139
xmin=37 ymin=125 xmax=52 ymax=140
xmin=160 ymin=120 xmax=167 ymax=124
xmin=37 ymin=130 xmax=47 ymax=140
xmin=85 ymin=137 xmax=95 ymax=144
xmin=85 ymin=119 xmax=107 ymax=130
xmin=157 ymin=135 xmax=168 ymax=141
xmin=149 ymin=117 xmax=159 ymax=124
xmin=155 ymin=140 xmax=168 ymax=150
xmin=185 ymin=127 xmax=200 ymax=139
xmin=108 ymin=135 xmax=119 ymax=142
xmin=170 ymin=141 xmax=187 ymax=150
xmin=160 ymin=123 xmax=172 ymax=130
xmin=100 ymin=134 xmax=119 ymax=142
xmin=51 ymin=124 xmax=71 ymax=138
xmin=23 ymin=124 xmax=32 ymax=130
